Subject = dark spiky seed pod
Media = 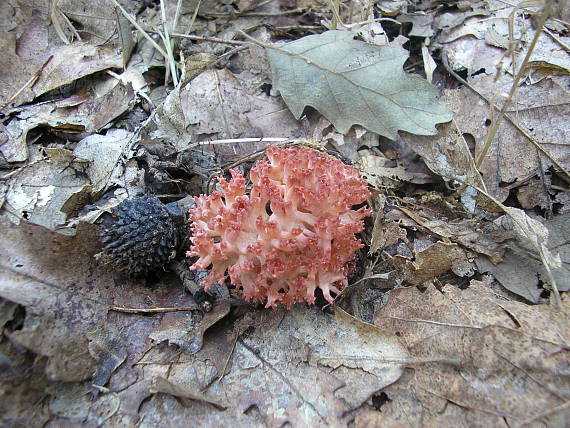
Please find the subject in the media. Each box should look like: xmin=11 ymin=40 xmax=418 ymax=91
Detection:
xmin=98 ymin=196 xmax=179 ymax=276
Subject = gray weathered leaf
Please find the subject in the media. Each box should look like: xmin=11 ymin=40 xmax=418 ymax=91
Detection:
xmin=267 ymin=30 xmax=452 ymax=139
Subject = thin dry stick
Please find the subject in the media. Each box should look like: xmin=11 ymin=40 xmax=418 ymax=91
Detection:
xmin=201 ymin=7 xmax=305 ymax=18
xmin=195 ymin=137 xmax=291 ymax=146
xmin=328 ymin=0 xmax=343 ymax=29
xmin=496 ymin=0 xmax=569 ymax=27
xmin=159 ymin=0 xmax=178 ymax=86
xmin=110 ymin=305 xmax=201 ymax=314
xmin=184 ymin=0 xmax=201 ymax=36
xmin=476 ymin=0 xmax=555 ymax=168
xmin=542 ymin=27 xmax=570 ymax=51
xmin=385 ymin=312 xmax=569 ymax=348
xmin=167 ymin=32 xmax=250 ymax=46
xmin=318 ymin=355 xmax=461 ymax=366
xmin=214 ymin=328 xmax=240 ymax=385
xmin=110 ymin=0 xmax=168 ymax=58
xmin=172 ymin=0 xmax=183 ymax=31
xmin=214 ymin=70 xmax=231 ymax=139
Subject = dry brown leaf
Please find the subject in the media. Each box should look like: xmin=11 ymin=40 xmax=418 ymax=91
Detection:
xmin=0 ymin=219 xmax=111 ymax=381
xmin=73 ymin=129 xmax=138 ymax=196
xmin=401 ymin=90 xmax=487 ymax=212
xmin=181 ymin=68 xmax=302 ymax=139
xmin=355 ymin=411 xmax=406 ymax=428
xmin=402 ymin=216 xmax=506 ymax=264
xmin=477 ymin=213 xmax=570 ymax=302
xmin=392 ymin=241 xmax=473 ymax=285
xmin=453 ymin=76 xmax=570 ymax=202
xmin=2 ymin=81 xmax=135 ymax=163
xmin=370 ymin=219 xmax=408 ymax=255
xmin=145 ymin=67 xmax=304 ymax=156
xmin=373 ymin=281 xmax=570 ymax=426
xmin=3 ymin=151 xmax=90 ymax=230
xmin=2 ymin=42 xmax=122 ymax=109
xmin=148 ymin=301 xmax=230 ymax=354
xmin=137 ymin=305 xmax=407 ymax=427
xmin=516 ymin=177 xmax=551 ymax=210
xmin=150 ymin=376 xmax=226 ymax=409
xmin=399 ymin=14 xmax=434 ymax=38
xmin=356 ymin=151 xmax=435 ymax=190
xmin=89 ymin=325 xmax=128 ymax=396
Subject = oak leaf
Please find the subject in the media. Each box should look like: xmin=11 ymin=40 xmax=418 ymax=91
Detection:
xmin=267 ymin=30 xmax=452 ymax=139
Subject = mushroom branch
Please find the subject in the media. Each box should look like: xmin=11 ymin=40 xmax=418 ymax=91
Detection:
xmin=187 ymin=145 xmax=371 ymax=309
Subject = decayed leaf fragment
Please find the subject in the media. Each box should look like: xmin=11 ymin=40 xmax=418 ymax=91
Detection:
xmin=266 ymin=30 xmax=453 ymax=139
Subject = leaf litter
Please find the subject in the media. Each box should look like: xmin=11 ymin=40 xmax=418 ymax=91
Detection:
xmin=1 ymin=0 xmax=570 ymax=427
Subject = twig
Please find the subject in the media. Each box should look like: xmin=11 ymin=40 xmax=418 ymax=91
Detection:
xmin=109 ymin=0 xmax=168 ymax=58
xmin=110 ymin=304 xmax=201 ymax=314
xmin=348 ymin=272 xmax=392 ymax=287
xmin=384 ymin=312 xmax=568 ymax=348
xmin=214 ymin=70 xmax=231 ymax=138
xmin=166 ymin=32 xmax=250 ymax=46
xmin=195 ymin=137 xmax=291 ymax=145
xmin=317 ymin=355 xmax=462 ymax=366
xmin=542 ymin=27 xmax=570 ymax=51
xmin=159 ymin=0 xmax=178 ymax=86
xmin=213 ymin=328 xmax=240 ymax=386
xmin=200 ymin=7 xmax=305 ymax=18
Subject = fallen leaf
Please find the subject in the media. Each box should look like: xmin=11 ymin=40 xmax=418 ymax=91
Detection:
xmin=313 ymin=118 xmax=379 ymax=162
xmin=73 ymin=129 xmax=137 ymax=196
xmin=516 ymin=177 xmax=551 ymax=210
xmin=356 ymin=150 xmax=435 ymax=189
xmin=451 ymin=77 xmax=570 ymax=202
xmin=181 ymin=68 xmax=302 ymax=139
xmin=355 ymin=411 xmax=406 ymax=428
xmin=145 ymin=68 xmax=304 ymax=154
xmin=392 ymin=241 xmax=473 ymax=285
xmin=477 ymin=213 xmax=570 ymax=302
xmin=3 ymin=150 xmax=90 ymax=231
xmin=150 ymin=376 xmax=226 ymax=409
xmin=399 ymin=14 xmax=434 ymax=38
xmin=405 ymin=216 xmax=506 ymax=264
xmin=400 ymin=90 xmax=487 ymax=212
xmin=88 ymin=325 xmax=128 ymax=396
xmin=1 ymin=81 xmax=135 ymax=163
xmin=370 ymin=219 xmax=408 ymax=255
xmin=2 ymin=41 xmax=122 ymax=109
xmin=374 ymin=281 xmax=570 ymax=426
xmin=267 ymin=30 xmax=453 ymax=139
xmin=0 ymin=219 xmax=112 ymax=381
xmin=139 ymin=305 xmax=407 ymax=426
xmin=149 ymin=301 xmax=230 ymax=354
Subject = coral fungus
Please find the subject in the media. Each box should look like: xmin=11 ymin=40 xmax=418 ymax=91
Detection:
xmin=187 ymin=145 xmax=371 ymax=308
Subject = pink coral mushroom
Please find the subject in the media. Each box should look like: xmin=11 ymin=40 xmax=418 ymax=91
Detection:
xmin=187 ymin=145 xmax=371 ymax=308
